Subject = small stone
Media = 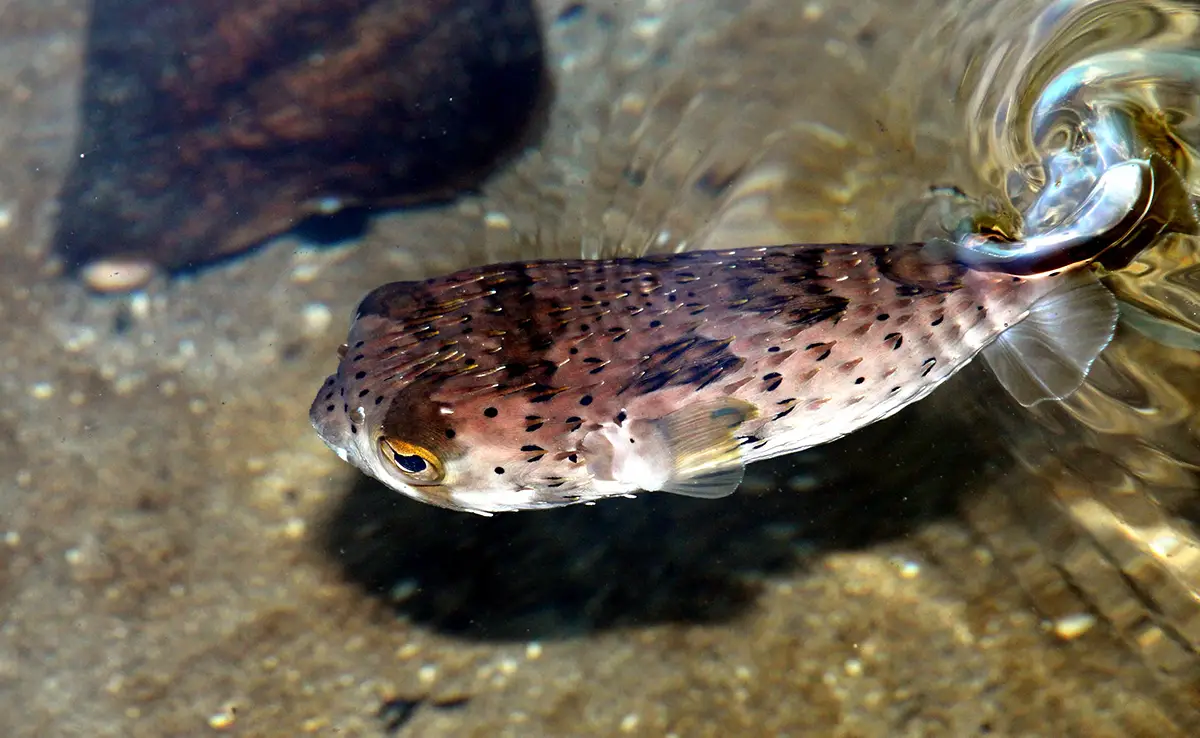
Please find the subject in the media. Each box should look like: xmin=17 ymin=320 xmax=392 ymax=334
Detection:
xmin=302 ymin=303 xmax=333 ymax=335
xmin=1052 ymin=613 xmax=1097 ymax=640
xmin=80 ymin=259 xmax=158 ymax=293
xmin=283 ymin=518 xmax=306 ymax=539
xmin=207 ymin=704 xmax=237 ymax=729
xmin=418 ymin=664 xmax=438 ymax=684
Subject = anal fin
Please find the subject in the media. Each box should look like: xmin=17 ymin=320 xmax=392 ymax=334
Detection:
xmin=654 ymin=399 xmax=758 ymax=499
xmin=982 ymin=272 xmax=1118 ymax=407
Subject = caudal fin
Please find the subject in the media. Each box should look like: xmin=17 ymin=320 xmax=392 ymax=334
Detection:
xmin=982 ymin=273 xmax=1119 ymax=407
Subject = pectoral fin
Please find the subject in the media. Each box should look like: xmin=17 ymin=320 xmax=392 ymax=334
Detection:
xmin=982 ymin=272 xmax=1118 ymax=407
xmin=653 ymin=399 xmax=758 ymax=499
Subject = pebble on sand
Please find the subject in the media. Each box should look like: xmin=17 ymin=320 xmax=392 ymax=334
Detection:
xmin=80 ymin=258 xmax=158 ymax=293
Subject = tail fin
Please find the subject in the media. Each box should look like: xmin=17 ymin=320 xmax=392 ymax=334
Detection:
xmin=983 ymin=272 xmax=1118 ymax=406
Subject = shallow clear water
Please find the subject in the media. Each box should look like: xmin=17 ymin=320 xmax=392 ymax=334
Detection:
xmin=895 ymin=0 xmax=1200 ymax=712
xmin=4 ymin=0 xmax=1200 ymax=735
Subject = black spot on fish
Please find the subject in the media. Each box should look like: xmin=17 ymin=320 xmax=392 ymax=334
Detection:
xmin=529 ymin=385 xmax=565 ymax=403
xmin=580 ymin=395 xmax=593 ymax=406
xmin=616 ymin=410 xmax=627 ymax=425
xmin=772 ymin=406 xmax=796 ymax=421
xmin=445 ymin=428 xmax=456 ymax=439
xmin=787 ymin=299 xmax=849 ymax=327
xmin=931 ymin=316 xmax=944 ymax=326
xmin=884 ymin=332 xmax=903 ymax=350
xmin=921 ymin=357 xmax=937 ymax=377
xmin=325 ymin=404 xmax=335 ymax=412
xmin=768 ymin=346 xmax=781 ymax=353
xmin=650 ymin=320 xmax=662 ymax=328
xmin=763 ymin=372 xmax=782 ymax=392
xmin=355 ymin=371 xmax=367 ymax=380
xmin=358 ymin=389 xmax=369 ymax=398
xmin=375 ymin=395 xmax=385 ymax=405
xmin=854 ymin=377 xmax=865 ymax=384
xmin=484 ymin=407 xmax=499 ymax=417
xmin=568 ymin=454 xmax=578 ymax=463
xmin=526 ymin=422 xmax=544 ymax=432
xmin=350 ymin=425 xmax=358 ymax=434
xmin=877 ymin=313 xmax=890 ymax=321
xmin=494 ymin=467 xmax=505 ymax=474
xmin=812 ymin=346 xmax=832 ymax=361
xmin=636 ymin=370 xmax=677 ymax=394
xmin=521 ymin=445 xmax=545 ymax=452
xmin=354 ymin=340 xmax=365 ymax=349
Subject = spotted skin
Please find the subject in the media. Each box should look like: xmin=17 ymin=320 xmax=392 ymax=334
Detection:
xmin=311 ymin=243 xmax=1053 ymax=513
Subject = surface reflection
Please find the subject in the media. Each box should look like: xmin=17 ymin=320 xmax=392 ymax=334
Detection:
xmin=897 ymin=0 xmax=1200 ymax=720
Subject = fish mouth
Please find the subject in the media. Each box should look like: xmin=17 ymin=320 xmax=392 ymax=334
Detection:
xmin=308 ymin=374 xmax=350 ymax=446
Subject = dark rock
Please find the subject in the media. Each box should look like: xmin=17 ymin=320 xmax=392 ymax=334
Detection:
xmin=54 ymin=0 xmax=547 ymax=275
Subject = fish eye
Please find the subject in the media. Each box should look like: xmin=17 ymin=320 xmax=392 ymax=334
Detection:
xmin=379 ymin=438 xmax=444 ymax=485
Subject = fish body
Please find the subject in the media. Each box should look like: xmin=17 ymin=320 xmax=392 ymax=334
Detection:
xmin=311 ymin=158 xmax=1180 ymax=514
xmin=311 ymin=239 xmax=1110 ymax=513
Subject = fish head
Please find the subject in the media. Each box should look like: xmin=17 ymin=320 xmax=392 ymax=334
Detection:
xmin=311 ymin=378 xmax=612 ymax=513
xmin=309 ymin=312 xmax=610 ymax=515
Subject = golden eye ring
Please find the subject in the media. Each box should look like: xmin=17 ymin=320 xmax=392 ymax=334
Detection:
xmin=379 ymin=438 xmax=445 ymax=485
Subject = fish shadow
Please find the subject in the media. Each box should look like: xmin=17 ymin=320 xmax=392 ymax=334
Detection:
xmin=319 ymin=392 xmax=997 ymax=642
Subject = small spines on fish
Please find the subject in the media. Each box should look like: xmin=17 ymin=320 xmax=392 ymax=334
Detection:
xmin=322 ymin=241 xmax=1063 ymax=509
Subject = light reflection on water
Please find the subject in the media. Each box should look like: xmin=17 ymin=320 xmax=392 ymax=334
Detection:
xmin=892 ymin=0 xmax=1200 ymax=719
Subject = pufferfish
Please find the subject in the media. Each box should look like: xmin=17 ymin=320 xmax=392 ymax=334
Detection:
xmin=309 ymin=158 xmax=1183 ymax=515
